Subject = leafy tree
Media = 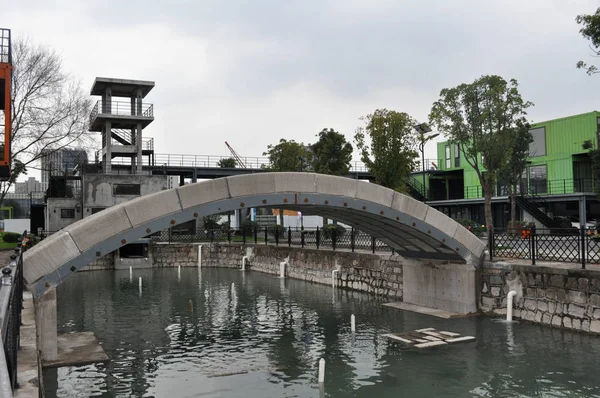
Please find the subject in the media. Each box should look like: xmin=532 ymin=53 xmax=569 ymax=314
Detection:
xmin=429 ymin=75 xmax=533 ymax=229
xmin=3 ymin=38 xmax=92 ymax=207
xmin=217 ymin=157 xmax=237 ymax=168
xmin=309 ymin=128 xmax=353 ymax=175
xmin=498 ymin=123 xmax=532 ymax=228
xmin=354 ymin=109 xmax=418 ymax=191
xmin=309 ymin=128 xmax=353 ymax=226
xmin=262 ymin=139 xmax=309 ymax=172
xmin=576 ymin=8 xmax=600 ymax=75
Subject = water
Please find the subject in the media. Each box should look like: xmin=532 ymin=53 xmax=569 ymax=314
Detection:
xmin=44 ymin=267 xmax=600 ymax=397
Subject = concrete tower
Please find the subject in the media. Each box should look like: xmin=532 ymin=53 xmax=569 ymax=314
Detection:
xmin=89 ymin=78 xmax=155 ymax=174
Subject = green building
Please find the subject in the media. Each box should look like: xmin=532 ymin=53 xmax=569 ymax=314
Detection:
xmin=416 ymin=111 xmax=600 ymax=229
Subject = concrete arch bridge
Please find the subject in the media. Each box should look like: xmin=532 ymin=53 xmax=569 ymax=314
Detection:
xmin=24 ymin=172 xmax=485 ymax=299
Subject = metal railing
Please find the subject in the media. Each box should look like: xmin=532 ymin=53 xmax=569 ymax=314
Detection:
xmin=149 ymin=226 xmax=391 ymax=253
xmin=0 ymin=233 xmax=28 ymax=397
xmin=490 ymin=226 xmax=600 ymax=268
xmin=429 ymin=178 xmax=597 ymax=201
xmin=89 ymin=100 xmax=154 ymax=125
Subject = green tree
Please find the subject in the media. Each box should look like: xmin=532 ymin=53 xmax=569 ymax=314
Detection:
xmin=263 ymin=139 xmax=310 ymax=225
xmin=498 ymin=123 xmax=532 ymax=229
xmin=429 ymin=75 xmax=533 ymax=229
xmin=576 ymin=8 xmax=600 ymax=75
xmin=309 ymin=128 xmax=353 ymax=175
xmin=354 ymin=109 xmax=418 ymax=191
xmin=262 ymin=139 xmax=310 ymax=171
xmin=217 ymin=157 xmax=237 ymax=168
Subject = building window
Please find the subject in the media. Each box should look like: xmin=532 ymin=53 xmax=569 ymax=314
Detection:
xmin=91 ymin=207 xmax=105 ymax=214
xmin=529 ymin=127 xmax=546 ymax=157
xmin=529 ymin=165 xmax=547 ymax=194
xmin=61 ymin=208 xmax=75 ymax=219
xmin=453 ymin=144 xmax=460 ymax=167
xmin=445 ymin=145 xmax=451 ymax=168
xmin=113 ymin=184 xmax=141 ymax=196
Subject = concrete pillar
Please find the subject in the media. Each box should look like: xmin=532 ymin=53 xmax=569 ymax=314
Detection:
xmin=192 ymin=169 xmax=198 ymax=183
xmin=104 ymin=121 xmax=112 ymax=174
xmin=103 ymin=87 xmax=112 ymax=113
xmin=35 ymin=287 xmax=57 ymax=362
xmin=136 ymin=123 xmax=143 ymax=173
xmin=579 ymin=196 xmax=587 ymax=228
xmin=179 ymin=175 xmax=185 ymax=186
xmin=135 ymin=89 xmax=143 ymax=116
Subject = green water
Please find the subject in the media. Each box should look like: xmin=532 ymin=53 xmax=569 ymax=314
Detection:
xmin=43 ymin=267 xmax=600 ymax=397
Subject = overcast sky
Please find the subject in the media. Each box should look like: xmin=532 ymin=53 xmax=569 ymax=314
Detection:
xmin=6 ymin=0 xmax=600 ymax=174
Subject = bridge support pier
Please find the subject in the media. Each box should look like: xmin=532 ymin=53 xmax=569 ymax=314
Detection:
xmin=35 ymin=287 xmax=57 ymax=362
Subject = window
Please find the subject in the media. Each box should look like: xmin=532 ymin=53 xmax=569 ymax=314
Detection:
xmin=529 ymin=165 xmax=547 ymax=194
xmin=454 ymin=144 xmax=460 ymax=167
xmin=113 ymin=184 xmax=141 ymax=196
xmin=61 ymin=208 xmax=75 ymax=219
xmin=91 ymin=207 xmax=104 ymax=214
xmin=529 ymin=127 xmax=546 ymax=157
xmin=445 ymin=145 xmax=451 ymax=168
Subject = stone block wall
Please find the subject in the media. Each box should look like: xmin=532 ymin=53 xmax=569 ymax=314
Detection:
xmin=481 ymin=262 xmax=600 ymax=333
xmin=152 ymin=243 xmax=201 ymax=267
xmin=82 ymin=252 xmax=114 ymax=271
xmin=199 ymin=243 xmax=404 ymax=298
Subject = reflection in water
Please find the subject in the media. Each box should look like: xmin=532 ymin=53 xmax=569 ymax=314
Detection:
xmin=44 ymin=268 xmax=600 ymax=397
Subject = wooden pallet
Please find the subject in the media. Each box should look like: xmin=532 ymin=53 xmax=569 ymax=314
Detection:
xmin=382 ymin=328 xmax=475 ymax=348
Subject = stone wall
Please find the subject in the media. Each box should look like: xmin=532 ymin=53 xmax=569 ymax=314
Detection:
xmin=480 ymin=262 xmax=600 ymax=333
xmin=82 ymin=252 xmax=114 ymax=271
xmin=152 ymin=243 xmax=202 ymax=267
xmin=201 ymin=243 xmax=404 ymax=298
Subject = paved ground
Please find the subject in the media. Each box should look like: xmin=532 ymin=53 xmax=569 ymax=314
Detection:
xmin=14 ymin=292 xmax=39 ymax=398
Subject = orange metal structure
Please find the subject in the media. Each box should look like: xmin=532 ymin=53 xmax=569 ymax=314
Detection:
xmin=0 ymin=28 xmax=12 ymax=180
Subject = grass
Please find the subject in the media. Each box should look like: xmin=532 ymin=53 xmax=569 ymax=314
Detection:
xmin=0 ymin=232 xmax=18 ymax=251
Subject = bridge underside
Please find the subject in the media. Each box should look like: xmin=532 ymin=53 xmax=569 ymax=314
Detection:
xmin=23 ymin=173 xmax=486 ymax=298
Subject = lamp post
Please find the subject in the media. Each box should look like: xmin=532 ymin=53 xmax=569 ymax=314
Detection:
xmin=414 ymin=122 xmax=439 ymax=203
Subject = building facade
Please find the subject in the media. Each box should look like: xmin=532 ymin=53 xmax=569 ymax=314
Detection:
xmin=418 ymin=111 xmax=600 ymax=228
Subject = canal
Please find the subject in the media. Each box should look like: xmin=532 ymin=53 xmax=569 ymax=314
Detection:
xmin=44 ymin=267 xmax=600 ymax=397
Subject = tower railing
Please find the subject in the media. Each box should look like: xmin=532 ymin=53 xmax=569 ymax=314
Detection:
xmin=89 ymin=100 xmax=154 ymax=125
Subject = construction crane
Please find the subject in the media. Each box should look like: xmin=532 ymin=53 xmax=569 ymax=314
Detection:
xmin=0 ymin=28 xmax=12 ymax=180
xmin=225 ymin=141 xmax=247 ymax=168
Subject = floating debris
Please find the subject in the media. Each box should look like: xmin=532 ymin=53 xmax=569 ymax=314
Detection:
xmin=382 ymin=328 xmax=475 ymax=349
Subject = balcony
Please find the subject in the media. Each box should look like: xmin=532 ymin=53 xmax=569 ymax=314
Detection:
xmin=89 ymin=100 xmax=154 ymax=132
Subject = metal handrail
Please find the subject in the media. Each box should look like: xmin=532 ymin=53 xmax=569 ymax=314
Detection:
xmin=89 ymin=100 xmax=154 ymax=122
xmin=0 ymin=339 xmax=12 ymax=398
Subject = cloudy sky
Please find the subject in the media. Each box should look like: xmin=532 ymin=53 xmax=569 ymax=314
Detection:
xmin=6 ymin=0 xmax=600 ymax=172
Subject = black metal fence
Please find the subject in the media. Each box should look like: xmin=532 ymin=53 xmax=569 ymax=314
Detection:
xmin=490 ymin=226 xmax=600 ymax=268
xmin=148 ymin=226 xmax=391 ymax=253
xmin=0 ymin=233 xmax=27 ymax=395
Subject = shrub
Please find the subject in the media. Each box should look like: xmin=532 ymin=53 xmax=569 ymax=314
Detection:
xmin=267 ymin=224 xmax=286 ymax=238
xmin=2 ymin=232 xmax=21 ymax=243
xmin=202 ymin=215 xmax=221 ymax=230
xmin=240 ymin=220 xmax=261 ymax=237
xmin=455 ymin=219 xmax=486 ymax=237
xmin=322 ymin=224 xmax=346 ymax=240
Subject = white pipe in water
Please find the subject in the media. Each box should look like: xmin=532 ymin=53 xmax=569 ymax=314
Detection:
xmin=351 ymin=314 xmax=356 ymax=332
xmin=129 ymin=266 xmax=132 ymax=278
xmin=331 ymin=269 xmax=339 ymax=288
xmin=139 ymin=276 xmax=142 ymax=288
xmin=279 ymin=260 xmax=287 ymax=278
xmin=178 ymin=265 xmax=181 ymax=277
xmin=318 ymin=358 xmax=325 ymax=384
xmin=242 ymin=256 xmax=249 ymax=271
xmin=198 ymin=245 xmax=203 ymax=268
xmin=506 ymin=290 xmax=517 ymax=321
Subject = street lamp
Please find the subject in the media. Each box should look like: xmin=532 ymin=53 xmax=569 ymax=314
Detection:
xmin=414 ymin=122 xmax=439 ymax=203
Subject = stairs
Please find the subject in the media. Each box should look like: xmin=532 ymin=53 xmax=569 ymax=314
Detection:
xmin=515 ymin=194 xmax=565 ymax=228
xmin=407 ymin=176 xmax=428 ymax=202
xmin=111 ymin=129 xmax=133 ymax=146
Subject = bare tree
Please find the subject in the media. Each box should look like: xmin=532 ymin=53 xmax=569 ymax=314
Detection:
xmin=1 ymin=38 xmax=93 ymax=202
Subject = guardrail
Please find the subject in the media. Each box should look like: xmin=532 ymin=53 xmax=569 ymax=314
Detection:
xmin=150 ymin=226 xmax=391 ymax=253
xmin=490 ymin=226 xmax=600 ymax=268
xmin=0 ymin=232 xmax=27 ymax=397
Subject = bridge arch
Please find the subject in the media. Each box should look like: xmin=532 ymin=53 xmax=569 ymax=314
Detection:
xmin=23 ymin=173 xmax=485 ymax=298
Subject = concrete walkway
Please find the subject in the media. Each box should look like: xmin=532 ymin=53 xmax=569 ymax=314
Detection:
xmin=14 ymin=291 xmax=39 ymax=397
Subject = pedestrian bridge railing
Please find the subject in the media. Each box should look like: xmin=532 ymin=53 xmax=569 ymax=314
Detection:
xmin=0 ymin=233 xmax=27 ymax=397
